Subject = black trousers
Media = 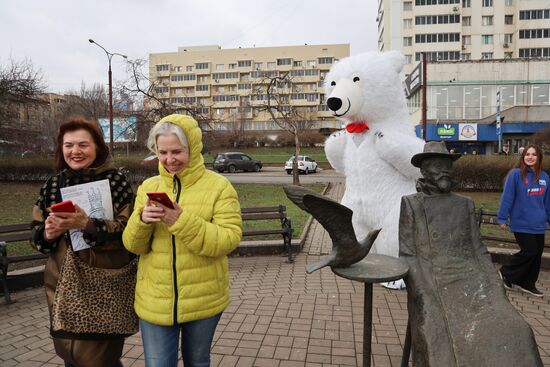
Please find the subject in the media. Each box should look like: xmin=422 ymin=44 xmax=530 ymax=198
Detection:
xmin=500 ymin=232 xmax=544 ymax=289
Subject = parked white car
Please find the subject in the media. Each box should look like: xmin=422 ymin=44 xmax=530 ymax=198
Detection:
xmin=285 ymin=155 xmax=318 ymax=174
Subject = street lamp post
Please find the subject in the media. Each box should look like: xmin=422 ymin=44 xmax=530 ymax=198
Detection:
xmin=88 ymin=39 xmax=127 ymax=154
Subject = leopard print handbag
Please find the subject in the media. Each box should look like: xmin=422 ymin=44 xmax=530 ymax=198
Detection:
xmin=51 ymin=246 xmax=139 ymax=337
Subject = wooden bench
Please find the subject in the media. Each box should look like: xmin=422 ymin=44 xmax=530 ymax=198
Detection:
xmin=0 ymin=223 xmax=47 ymax=304
xmin=477 ymin=209 xmax=550 ymax=249
xmin=0 ymin=206 xmax=294 ymax=303
xmin=241 ymin=205 xmax=293 ymax=262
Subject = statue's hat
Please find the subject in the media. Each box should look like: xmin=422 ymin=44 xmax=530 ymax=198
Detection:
xmin=411 ymin=141 xmax=461 ymax=168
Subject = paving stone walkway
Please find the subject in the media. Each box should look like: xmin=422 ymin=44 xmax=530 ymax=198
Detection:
xmin=1 ymin=182 xmax=549 ymax=366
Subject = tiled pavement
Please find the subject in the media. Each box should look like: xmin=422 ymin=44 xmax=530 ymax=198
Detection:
xmin=1 ymin=182 xmax=550 ymax=366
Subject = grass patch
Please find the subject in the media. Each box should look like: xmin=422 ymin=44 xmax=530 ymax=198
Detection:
xmin=235 ymin=183 xmax=324 ymax=241
xmin=0 ymin=181 xmax=325 ymax=260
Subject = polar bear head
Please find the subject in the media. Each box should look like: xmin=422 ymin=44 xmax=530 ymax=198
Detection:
xmin=324 ymin=51 xmax=409 ymax=128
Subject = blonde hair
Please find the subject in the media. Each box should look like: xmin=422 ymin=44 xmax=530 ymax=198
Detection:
xmin=146 ymin=122 xmax=188 ymax=154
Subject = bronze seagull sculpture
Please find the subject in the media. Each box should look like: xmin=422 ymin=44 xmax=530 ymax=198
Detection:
xmin=283 ymin=185 xmax=381 ymax=274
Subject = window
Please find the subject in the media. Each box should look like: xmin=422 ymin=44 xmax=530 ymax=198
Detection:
xmin=461 ymin=53 xmax=471 ymax=60
xmin=196 ymin=85 xmax=209 ymax=91
xmin=212 ymin=72 xmax=239 ymax=80
xmin=155 ymin=86 xmax=168 ymax=94
xmin=405 ymin=55 xmax=412 ymax=64
xmin=293 ymin=60 xmax=302 ymax=67
xmin=156 ymin=64 xmax=169 ymax=72
xmin=482 ymin=35 xmax=493 ymax=44
xmin=505 ymin=0 xmax=512 ymax=5
xmin=171 ymin=74 xmax=196 ymax=82
xmin=216 ymin=64 xmax=224 ymax=70
xmin=198 ymin=76 xmax=208 ymax=83
xmin=195 ymin=62 xmax=209 ymax=69
xmin=238 ymin=60 xmax=252 ymax=67
xmin=519 ymin=47 xmax=550 ymax=58
xmin=504 ymin=34 xmax=513 ymax=43
xmin=307 ymin=60 xmax=316 ymax=67
xmin=415 ymin=15 xmax=460 ymax=25
xmin=268 ymin=62 xmax=277 ymax=69
xmin=318 ymin=57 xmax=333 ymax=64
xmin=415 ymin=0 xmax=459 ymax=4
xmin=482 ymin=16 xmax=493 ymax=26
xmin=404 ymin=19 xmax=412 ymax=29
xmin=228 ymin=63 xmax=237 ymax=69
xmin=277 ymin=58 xmax=292 ymax=66
xmin=462 ymin=0 xmax=470 ymax=7
xmin=520 ymin=9 xmax=550 ymax=20
xmin=482 ymin=52 xmax=493 ymax=59
xmin=482 ymin=0 xmax=492 ymax=7
xmin=403 ymin=1 xmax=412 ymax=11
xmin=173 ymin=66 xmax=181 ymax=72
xmin=462 ymin=16 xmax=471 ymax=26
xmin=505 ymin=15 xmax=513 ymax=24
xmin=186 ymin=66 xmax=193 ymax=72
xmin=415 ymin=51 xmax=460 ymax=61
xmin=254 ymin=62 xmax=263 ymax=70
xmin=403 ymin=37 xmax=413 ymax=47
xmin=504 ymin=52 xmax=513 ymax=58
xmin=462 ymin=35 xmax=471 ymax=45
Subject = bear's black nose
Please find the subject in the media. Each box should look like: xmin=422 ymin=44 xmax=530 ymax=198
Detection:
xmin=327 ymin=97 xmax=342 ymax=111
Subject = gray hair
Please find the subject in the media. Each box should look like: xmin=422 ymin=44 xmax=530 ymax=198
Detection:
xmin=147 ymin=122 xmax=189 ymax=154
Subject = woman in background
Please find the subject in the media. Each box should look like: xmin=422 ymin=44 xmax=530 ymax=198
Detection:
xmin=498 ymin=144 xmax=550 ymax=297
xmin=30 ymin=118 xmax=134 ymax=366
xmin=123 ymin=114 xmax=242 ymax=367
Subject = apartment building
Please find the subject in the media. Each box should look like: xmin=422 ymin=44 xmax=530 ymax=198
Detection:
xmin=148 ymin=44 xmax=349 ymax=132
xmin=377 ymin=0 xmax=550 ymax=75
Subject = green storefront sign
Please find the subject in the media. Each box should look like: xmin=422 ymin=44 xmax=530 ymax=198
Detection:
xmin=437 ymin=126 xmax=455 ymax=137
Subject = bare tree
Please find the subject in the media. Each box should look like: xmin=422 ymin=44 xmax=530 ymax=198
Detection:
xmin=258 ymin=72 xmax=317 ymax=185
xmin=118 ymin=58 xmax=216 ymax=138
xmin=64 ymin=82 xmax=109 ymax=121
xmin=0 ymin=57 xmax=46 ymax=125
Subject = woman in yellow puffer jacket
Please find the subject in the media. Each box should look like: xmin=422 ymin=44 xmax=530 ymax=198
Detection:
xmin=123 ymin=114 xmax=242 ymax=367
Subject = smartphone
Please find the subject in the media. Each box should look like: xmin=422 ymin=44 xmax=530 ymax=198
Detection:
xmin=50 ymin=200 xmax=76 ymax=213
xmin=146 ymin=192 xmax=175 ymax=209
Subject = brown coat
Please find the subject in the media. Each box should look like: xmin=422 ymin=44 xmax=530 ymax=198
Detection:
xmin=31 ymin=161 xmax=134 ymax=367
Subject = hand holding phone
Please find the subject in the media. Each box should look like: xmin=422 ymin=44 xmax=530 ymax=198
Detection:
xmin=146 ymin=192 xmax=175 ymax=209
xmin=50 ymin=200 xmax=76 ymax=213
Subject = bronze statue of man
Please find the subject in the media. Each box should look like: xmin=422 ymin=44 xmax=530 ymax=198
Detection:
xmin=399 ymin=141 xmax=542 ymax=367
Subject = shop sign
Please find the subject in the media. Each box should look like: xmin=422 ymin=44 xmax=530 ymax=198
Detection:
xmin=437 ymin=124 xmax=455 ymax=139
xmin=459 ymin=123 xmax=478 ymax=141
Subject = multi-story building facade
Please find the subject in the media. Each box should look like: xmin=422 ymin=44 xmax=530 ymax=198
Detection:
xmin=406 ymin=58 xmax=550 ymax=154
xmin=148 ymin=44 xmax=349 ymax=132
xmin=378 ymin=0 xmax=550 ymax=75
xmin=379 ymin=0 xmax=550 ymax=154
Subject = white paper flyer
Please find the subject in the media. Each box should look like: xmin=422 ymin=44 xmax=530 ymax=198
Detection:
xmin=60 ymin=179 xmax=113 ymax=251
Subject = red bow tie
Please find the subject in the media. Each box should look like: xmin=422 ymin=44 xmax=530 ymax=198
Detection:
xmin=346 ymin=122 xmax=369 ymax=134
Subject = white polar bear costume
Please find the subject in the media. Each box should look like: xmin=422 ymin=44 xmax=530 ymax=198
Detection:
xmin=324 ymin=51 xmax=424 ymax=265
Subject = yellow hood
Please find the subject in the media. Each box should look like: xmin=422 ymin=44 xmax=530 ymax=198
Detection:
xmin=155 ymin=114 xmax=205 ymax=187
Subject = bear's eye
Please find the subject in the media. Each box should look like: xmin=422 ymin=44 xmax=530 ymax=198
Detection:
xmin=353 ymin=76 xmax=360 ymax=82
xmin=330 ymin=81 xmax=336 ymax=86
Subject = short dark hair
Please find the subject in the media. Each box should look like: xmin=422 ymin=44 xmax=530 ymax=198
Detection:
xmin=53 ymin=117 xmax=110 ymax=171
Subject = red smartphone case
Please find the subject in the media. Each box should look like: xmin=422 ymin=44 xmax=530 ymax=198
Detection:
xmin=50 ymin=200 xmax=76 ymax=213
xmin=146 ymin=192 xmax=175 ymax=209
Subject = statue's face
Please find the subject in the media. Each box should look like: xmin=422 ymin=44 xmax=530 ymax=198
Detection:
xmin=420 ymin=156 xmax=453 ymax=193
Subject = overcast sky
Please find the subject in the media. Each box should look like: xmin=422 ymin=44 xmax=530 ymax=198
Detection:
xmin=0 ymin=0 xmax=378 ymax=94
